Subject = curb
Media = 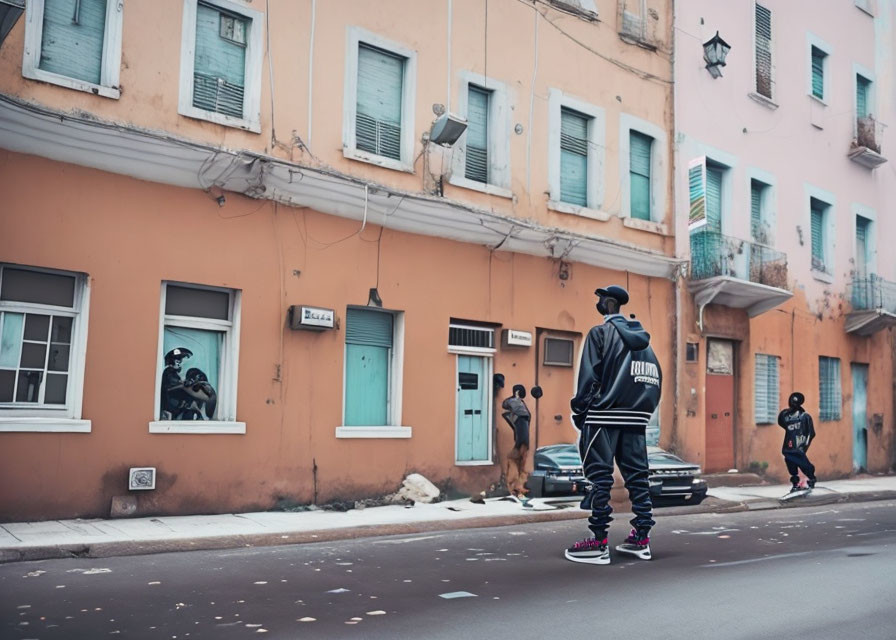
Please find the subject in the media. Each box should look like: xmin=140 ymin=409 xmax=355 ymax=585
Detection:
xmin=3 ymin=491 xmax=895 ymax=564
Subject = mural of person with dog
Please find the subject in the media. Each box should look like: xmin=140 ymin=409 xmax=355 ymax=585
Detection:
xmin=160 ymin=344 xmax=217 ymax=420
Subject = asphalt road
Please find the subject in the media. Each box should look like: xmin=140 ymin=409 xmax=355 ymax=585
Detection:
xmin=2 ymin=500 xmax=895 ymax=640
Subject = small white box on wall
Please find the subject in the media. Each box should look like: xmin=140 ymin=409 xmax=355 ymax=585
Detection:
xmin=129 ymin=467 xmax=156 ymax=491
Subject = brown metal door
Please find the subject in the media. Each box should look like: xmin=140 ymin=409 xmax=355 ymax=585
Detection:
xmin=705 ymin=339 xmax=735 ymax=472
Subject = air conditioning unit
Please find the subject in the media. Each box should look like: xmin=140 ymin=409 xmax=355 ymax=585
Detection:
xmin=129 ymin=467 xmax=156 ymax=491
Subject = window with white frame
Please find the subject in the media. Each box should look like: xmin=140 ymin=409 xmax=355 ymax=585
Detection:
xmin=451 ymin=74 xmax=511 ymax=196
xmin=548 ymin=90 xmax=605 ymax=215
xmin=343 ymin=28 xmax=417 ymax=171
xmin=621 ymin=115 xmax=667 ymax=226
xmin=754 ymin=3 xmax=774 ymax=100
xmin=153 ymin=283 xmax=241 ymax=430
xmin=754 ymin=353 xmax=779 ymax=424
xmin=22 ymin=0 xmax=123 ymax=99
xmin=0 ymin=264 xmax=90 ymax=431
xmin=178 ymin=0 xmax=263 ymax=132
xmin=818 ymin=356 xmax=841 ymax=421
xmin=343 ymin=307 xmax=404 ymax=428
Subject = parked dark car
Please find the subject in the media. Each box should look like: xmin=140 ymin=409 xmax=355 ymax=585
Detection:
xmin=526 ymin=444 xmax=707 ymax=504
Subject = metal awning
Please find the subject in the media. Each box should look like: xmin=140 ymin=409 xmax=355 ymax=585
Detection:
xmin=845 ymin=309 xmax=896 ymax=336
xmin=688 ymin=276 xmax=792 ymax=329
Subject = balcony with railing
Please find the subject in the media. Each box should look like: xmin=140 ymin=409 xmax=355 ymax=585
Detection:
xmin=688 ymin=229 xmax=792 ymax=323
xmin=848 ymin=116 xmax=888 ymax=169
xmin=845 ymin=274 xmax=896 ymax=335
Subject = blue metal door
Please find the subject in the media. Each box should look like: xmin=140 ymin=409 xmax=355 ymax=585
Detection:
xmin=851 ymin=363 xmax=868 ymax=471
xmin=456 ymin=355 xmax=488 ymax=462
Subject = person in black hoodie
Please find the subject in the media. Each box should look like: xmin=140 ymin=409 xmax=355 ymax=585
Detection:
xmin=565 ymin=285 xmax=662 ymax=565
xmin=777 ymin=391 xmax=816 ymax=495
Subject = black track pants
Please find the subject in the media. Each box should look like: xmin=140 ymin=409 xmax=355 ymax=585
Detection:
xmin=578 ymin=425 xmax=655 ymax=539
xmin=784 ymin=449 xmax=816 ymax=486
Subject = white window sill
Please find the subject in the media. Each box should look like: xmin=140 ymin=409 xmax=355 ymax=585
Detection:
xmin=447 ymin=346 xmax=496 ymax=356
xmin=623 ymin=217 xmax=669 ymax=235
xmin=455 ymin=460 xmax=494 ymax=466
xmin=178 ymin=104 xmax=260 ymax=133
xmin=547 ymin=200 xmax=611 ymax=222
xmin=343 ymin=147 xmax=414 ymax=173
xmin=0 ymin=418 xmax=91 ymax=433
xmin=748 ymin=92 xmax=779 ymax=110
xmin=448 ymin=175 xmax=513 ymax=199
xmin=22 ymin=68 xmax=120 ymax=99
xmin=149 ymin=421 xmax=246 ymax=434
xmin=335 ymin=426 xmax=412 ymax=438
xmin=808 ymin=94 xmax=829 ymax=107
xmin=811 ymin=269 xmax=834 ymax=284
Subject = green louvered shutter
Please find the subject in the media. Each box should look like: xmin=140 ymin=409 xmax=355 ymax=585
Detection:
xmin=465 ymin=86 xmax=490 ymax=183
xmin=755 ymin=4 xmax=773 ymax=98
xmin=344 ymin=308 xmax=393 ymax=426
xmin=630 ymin=131 xmax=652 ymax=220
xmin=810 ymin=199 xmax=824 ymax=270
xmin=811 ymin=47 xmax=824 ymax=99
xmin=560 ymin=107 xmax=589 ymax=207
xmin=754 ymin=354 xmax=779 ymax=424
xmin=39 ymin=0 xmax=107 ymax=84
xmin=193 ymin=3 xmax=247 ymax=118
xmin=750 ymin=180 xmax=762 ymax=241
xmin=855 ymin=216 xmax=869 ymax=276
xmin=356 ymin=44 xmax=404 ymax=161
xmin=856 ymin=75 xmax=870 ymax=118
xmin=706 ymin=165 xmax=722 ymax=232
xmin=818 ymin=356 xmax=841 ymax=421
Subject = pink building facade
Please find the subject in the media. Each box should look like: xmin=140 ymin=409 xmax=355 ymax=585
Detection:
xmin=673 ymin=0 xmax=896 ymax=479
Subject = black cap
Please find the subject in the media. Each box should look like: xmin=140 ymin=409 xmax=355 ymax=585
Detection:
xmin=789 ymin=392 xmax=805 ymax=407
xmin=595 ymin=285 xmax=629 ymax=306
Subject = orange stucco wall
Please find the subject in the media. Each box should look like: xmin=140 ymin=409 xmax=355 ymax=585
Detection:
xmin=674 ymin=288 xmax=895 ymax=481
xmin=0 ymin=151 xmax=676 ymax=520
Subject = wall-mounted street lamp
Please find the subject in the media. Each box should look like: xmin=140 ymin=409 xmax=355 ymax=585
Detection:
xmin=703 ymin=31 xmax=731 ymax=79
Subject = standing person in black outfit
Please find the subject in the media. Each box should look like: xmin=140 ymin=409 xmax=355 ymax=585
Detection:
xmin=777 ymin=391 xmax=817 ymax=496
xmin=565 ymin=285 xmax=662 ymax=565
xmin=502 ymin=384 xmax=531 ymax=498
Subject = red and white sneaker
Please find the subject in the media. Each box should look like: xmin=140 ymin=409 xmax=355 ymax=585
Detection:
xmin=615 ymin=529 xmax=652 ymax=560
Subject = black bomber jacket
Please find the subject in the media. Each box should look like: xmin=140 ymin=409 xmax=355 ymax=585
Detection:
xmin=570 ymin=315 xmax=662 ymax=430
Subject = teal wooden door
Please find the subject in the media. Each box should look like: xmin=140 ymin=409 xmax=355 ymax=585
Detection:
xmin=851 ymin=363 xmax=868 ymax=471
xmin=456 ymin=355 xmax=488 ymax=461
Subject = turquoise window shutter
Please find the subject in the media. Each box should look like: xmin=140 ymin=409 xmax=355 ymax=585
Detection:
xmin=629 ymin=131 xmax=652 ymax=220
xmin=818 ymin=356 xmax=841 ymax=421
xmin=810 ymin=200 xmax=824 ymax=269
xmin=856 ymin=76 xmax=870 ymax=118
xmin=560 ymin=107 xmax=588 ymax=207
xmin=39 ymin=0 xmax=107 ymax=84
xmin=750 ymin=180 xmax=762 ymax=241
xmin=855 ymin=216 xmax=869 ymax=275
xmin=811 ymin=47 xmax=824 ymax=99
xmin=356 ymin=44 xmax=404 ymax=161
xmin=754 ymin=354 xmax=769 ymax=423
xmin=705 ymin=165 xmax=722 ymax=231
xmin=345 ymin=309 xmax=393 ymax=426
xmin=465 ymin=86 xmax=490 ymax=183
xmin=194 ymin=3 xmax=247 ymax=118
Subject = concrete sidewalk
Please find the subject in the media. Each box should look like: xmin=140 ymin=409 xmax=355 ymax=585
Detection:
xmin=3 ymin=475 xmax=895 ymax=564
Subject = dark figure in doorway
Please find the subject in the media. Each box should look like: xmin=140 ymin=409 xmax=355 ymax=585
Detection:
xmin=778 ymin=391 xmax=816 ymax=495
xmin=566 ymin=285 xmax=662 ymax=565
xmin=502 ymin=384 xmax=531 ymax=498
